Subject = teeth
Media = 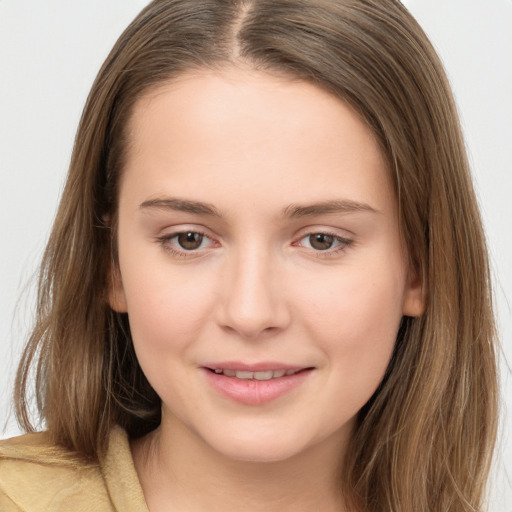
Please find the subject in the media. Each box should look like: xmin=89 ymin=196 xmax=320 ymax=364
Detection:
xmin=212 ymin=369 xmax=300 ymax=379
xmin=235 ymin=370 xmax=254 ymax=380
xmin=253 ymin=371 xmax=274 ymax=381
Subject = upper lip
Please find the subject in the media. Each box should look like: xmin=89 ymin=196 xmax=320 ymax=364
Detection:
xmin=202 ymin=362 xmax=310 ymax=372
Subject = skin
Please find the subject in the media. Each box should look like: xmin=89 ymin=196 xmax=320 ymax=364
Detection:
xmin=109 ymin=68 xmax=424 ymax=511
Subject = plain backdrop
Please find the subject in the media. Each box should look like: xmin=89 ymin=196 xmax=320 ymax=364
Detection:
xmin=1 ymin=1 xmax=511 ymax=510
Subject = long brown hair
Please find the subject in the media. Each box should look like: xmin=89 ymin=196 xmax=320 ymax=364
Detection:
xmin=15 ymin=1 xmax=498 ymax=510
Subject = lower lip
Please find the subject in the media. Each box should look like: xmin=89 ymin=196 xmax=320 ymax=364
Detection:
xmin=202 ymin=369 xmax=312 ymax=405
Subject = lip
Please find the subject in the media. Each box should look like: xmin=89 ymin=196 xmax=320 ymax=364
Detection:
xmin=202 ymin=361 xmax=305 ymax=372
xmin=201 ymin=362 xmax=313 ymax=406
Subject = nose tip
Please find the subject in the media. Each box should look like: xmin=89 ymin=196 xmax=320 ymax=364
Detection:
xmin=222 ymin=313 xmax=279 ymax=340
xmin=216 ymin=257 xmax=290 ymax=340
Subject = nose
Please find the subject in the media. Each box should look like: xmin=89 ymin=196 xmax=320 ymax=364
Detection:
xmin=216 ymin=247 xmax=291 ymax=340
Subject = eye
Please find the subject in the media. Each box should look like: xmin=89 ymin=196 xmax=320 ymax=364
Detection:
xmin=307 ymin=233 xmax=336 ymax=251
xmin=175 ymin=231 xmax=207 ymax=251
xmin=157 ymin=230 xmax=217 ymax=255
xmin=296 ymin=232 xmax=352 ymax=253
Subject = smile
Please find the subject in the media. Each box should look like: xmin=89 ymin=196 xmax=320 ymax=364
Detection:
xmin=203 ymin=365 xmax=313 ymax=405
xmin=209 ymin=368 xmax=302 ymax=380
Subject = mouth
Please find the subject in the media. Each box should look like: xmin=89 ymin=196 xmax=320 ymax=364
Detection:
xmin=201 ymin=362 xmax=314 ymax=405
xmin=203 ymin=365 xmax=313 ymax=405
xmin=206 ymin=368 xmax=305 ymax=380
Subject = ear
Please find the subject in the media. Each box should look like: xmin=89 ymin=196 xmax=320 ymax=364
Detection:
xmin=108 ymin=263 xmax=128 ymax=313
xmin=402 ymin=266 xmax=425 ymax=317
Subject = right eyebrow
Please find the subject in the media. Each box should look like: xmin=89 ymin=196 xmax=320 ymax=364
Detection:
xmin=139 ymin=197 xmax=221 ymax=217
xmin=283 ymin=199 xmax=379 ymax=218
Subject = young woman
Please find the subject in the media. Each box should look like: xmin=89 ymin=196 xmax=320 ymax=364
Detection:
xmin=0 ymin=1 xmax=498 ymax=511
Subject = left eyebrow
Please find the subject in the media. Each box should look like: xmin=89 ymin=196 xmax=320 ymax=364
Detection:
xmin=283 ymin=199 xmax=379 ymax=218
xmin=139 ymin=197 xmax=221 ymax=217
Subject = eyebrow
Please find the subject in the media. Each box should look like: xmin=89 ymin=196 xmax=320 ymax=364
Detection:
xmin=139 ymin=197 xmax=378 ymax=219
xmin=139 ymin=197 xmax=221 ymax=217
xmin=283 ymin=199 xmax=379 ymax=218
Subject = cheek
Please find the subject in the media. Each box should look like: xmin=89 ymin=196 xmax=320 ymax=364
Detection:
xmin=302 ymin=261 xmax=405 ymax=331
xmin=120 ymin=266 xmax=220 ymax=407
xmin=119 ymin=259 xmax=215 ymax=359
xmin=300 ymin=266 xmax=404 ymax=386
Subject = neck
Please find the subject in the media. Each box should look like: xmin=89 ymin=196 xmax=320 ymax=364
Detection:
xmin=131 ymin=415 xmax=353 ymax=512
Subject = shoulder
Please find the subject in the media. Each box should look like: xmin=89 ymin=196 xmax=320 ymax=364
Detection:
xmin=0 ymin=431 xmax=112 ymax=512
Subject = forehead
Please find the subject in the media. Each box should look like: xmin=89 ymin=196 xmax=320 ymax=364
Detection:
xmin=129 ymin=68 xmax=376 ymax=149
xmin=121 ymin=67 xmax=394 ymax=215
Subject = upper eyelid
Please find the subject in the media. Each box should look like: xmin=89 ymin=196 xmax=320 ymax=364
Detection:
xmin=293 ymin=226 xmax=354 ymax=241
xmin=159 ymin=230 xmax=217 ymax=245
xmin=157 ymin=224 xmax=217 ymax=239
xmin=295 ymin=233 xmax=352 ymax=246
xmin=292 ymin=220 xmax=355 ymax=233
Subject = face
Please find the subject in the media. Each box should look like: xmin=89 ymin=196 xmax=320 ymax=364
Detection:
xmin=110 ymin=68 xmax=423 ymax=464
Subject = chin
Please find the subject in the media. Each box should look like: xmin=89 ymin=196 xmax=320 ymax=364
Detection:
xmin=216 ymin=439 xmax=305 ymax=464
xmin=201 ymin=424 xmax=328 ymax=464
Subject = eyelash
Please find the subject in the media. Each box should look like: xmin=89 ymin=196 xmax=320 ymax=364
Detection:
xmin=294 ymin=232 xmax=353 ymax=257
xmin=156 ymin=230 xmax=353 ymax=258
xmin=156 ymin=230 xmax=217 ymax=258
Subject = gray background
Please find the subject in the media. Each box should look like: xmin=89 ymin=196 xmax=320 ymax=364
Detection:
xmin=1 ymin=1 xmax=510 ymax=509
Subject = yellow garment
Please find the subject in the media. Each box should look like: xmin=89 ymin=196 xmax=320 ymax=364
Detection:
xmin=0 ymin=426 xmax=148 ymax=512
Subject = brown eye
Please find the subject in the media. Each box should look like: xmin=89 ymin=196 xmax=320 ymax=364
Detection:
xmin=177 ymin=232 xmax=204 ymax=250
xmin=308 ymin=233 xmax=335 ymax=250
